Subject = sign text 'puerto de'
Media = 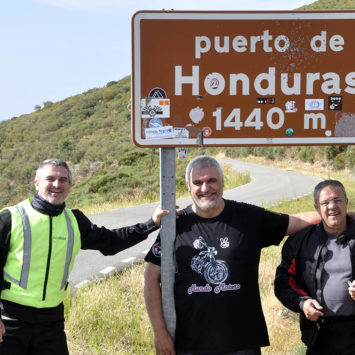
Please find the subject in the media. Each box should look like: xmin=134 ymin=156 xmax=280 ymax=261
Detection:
xmin=132 ymin=11 xmax=355 ymax=147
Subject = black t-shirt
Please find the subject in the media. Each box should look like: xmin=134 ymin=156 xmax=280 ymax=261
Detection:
xmin=145 ymin=199 xmax=289 ymax=354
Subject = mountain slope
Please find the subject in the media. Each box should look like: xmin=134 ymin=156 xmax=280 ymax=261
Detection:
xmin=0 ymin=77 xmax=163 ymax=208
xmin=298 ymin=0 xmax=355 ymax=9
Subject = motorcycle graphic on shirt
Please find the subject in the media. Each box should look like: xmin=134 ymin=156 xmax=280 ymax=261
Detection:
xmin=190 ymin=236 xmax=230 ymax=285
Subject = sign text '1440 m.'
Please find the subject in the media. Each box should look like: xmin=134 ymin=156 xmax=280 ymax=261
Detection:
xmin=212 ymin=107 xmax=326 ymax=131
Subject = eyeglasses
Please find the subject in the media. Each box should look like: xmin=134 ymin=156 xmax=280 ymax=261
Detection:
xmin=319 ymin=198 xmax=344 ymax=207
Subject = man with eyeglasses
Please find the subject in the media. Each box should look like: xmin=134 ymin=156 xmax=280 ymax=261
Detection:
xmin=275 ymin=179 xmax=355 ymax=355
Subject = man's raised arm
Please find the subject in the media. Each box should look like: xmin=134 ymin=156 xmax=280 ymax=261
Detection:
xmin=287 ymin=211 xmax=320 ymax=235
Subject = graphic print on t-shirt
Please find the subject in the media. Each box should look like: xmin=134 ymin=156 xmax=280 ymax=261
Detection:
xmin=220 ymin=237 xmax=229 ymax=248
xmin=190 ymin=236 xmax=230 ymax=285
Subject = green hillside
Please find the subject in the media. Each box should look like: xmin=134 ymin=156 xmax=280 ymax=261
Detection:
xmin=299 ymin=0 xmax=355 ymax=9
xmin=0 ymin=77 xmax=161 ymax=208
xmin=1 ymin=74 xmax=354 ymax=211
xmin=0 ymin=77 xmax=216 ymax=210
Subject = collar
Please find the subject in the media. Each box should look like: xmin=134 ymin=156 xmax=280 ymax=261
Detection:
xmin=318 ymin=216 xmax=355 ymax=245
xmin=31 ymin=193 xmax=66 ymax=217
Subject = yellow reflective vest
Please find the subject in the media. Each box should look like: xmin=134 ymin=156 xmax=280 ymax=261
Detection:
xmin=1 ymin=199 xmax=81 ymax=308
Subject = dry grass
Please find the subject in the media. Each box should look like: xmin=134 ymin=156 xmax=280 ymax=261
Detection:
xmin=236 ymin=154 xmax=355 ymax=182
xmin=259 ymin=245 xmax=306 ymax=355
xmin=66 ymin=263 xmax=155 ymax=354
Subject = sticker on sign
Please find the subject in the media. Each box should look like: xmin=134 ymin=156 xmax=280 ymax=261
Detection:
xmin=145 ymin=126 xmax=174 ymax=140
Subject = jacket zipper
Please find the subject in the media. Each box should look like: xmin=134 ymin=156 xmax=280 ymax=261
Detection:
xmin=42 ymin=216 xmax=53 ymax=301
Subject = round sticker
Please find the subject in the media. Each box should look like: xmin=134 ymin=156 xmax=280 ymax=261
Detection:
xmin=202 ymin=126 xmax=212 ymax=137
xmin=148 ymin=88 xmax=167 ymax=99
xmin=285 ymin=127 xmax=294 ymax=137
xmin=149 ymin=118 xmax=163 ymax=128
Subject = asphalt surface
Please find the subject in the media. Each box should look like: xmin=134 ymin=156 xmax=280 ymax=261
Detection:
xmin=68 ymin=159 xmax=322 ymax=288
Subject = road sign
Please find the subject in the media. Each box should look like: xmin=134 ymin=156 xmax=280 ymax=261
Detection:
xmin=132 ymin=11 xmax=355 ymax=147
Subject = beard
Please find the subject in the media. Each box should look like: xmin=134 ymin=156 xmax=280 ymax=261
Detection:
xmin=192 ymin=193 xmax=223 ymax=211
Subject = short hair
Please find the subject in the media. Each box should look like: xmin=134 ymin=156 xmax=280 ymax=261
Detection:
xmin=35 ymin=159 xmax=72 ymax=184
xmin=185 ymin=155 xmax=223 ymax=183
xmin=313 ymin=179 xmax=347 ymax=205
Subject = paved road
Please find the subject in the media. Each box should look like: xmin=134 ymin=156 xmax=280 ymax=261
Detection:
xmin=69 ymin=159 xmax=322 ymax=288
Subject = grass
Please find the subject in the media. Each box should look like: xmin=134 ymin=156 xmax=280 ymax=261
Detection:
xmin=79 ymin=163 xmax=250 ymax=215
xmin=223 ymin=163 xmax=251 ymax=191
xmin=65 ymin=162 xmax=355 ymax=355
xmin=66 ymin=264 xmax=153 ymax=354
xmin=66 ymin=263 xmax=154 ymax=354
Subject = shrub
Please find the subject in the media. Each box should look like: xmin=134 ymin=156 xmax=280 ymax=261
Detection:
xmin=346 ymin=146 xmax=355 ymax=169
xmin=325 ymin=145 xmax=347 ymax=161
xmin=118 ymin=151 xmax=148 ymax=166
xmin=297 ymin=146 xmax=314 ymax=163
xmin=43 ymin=101 xmax=54 ymax=108
xmin=106 ymin=80 xmax=118 ymax=87
xmin=332 ymin=151 xmax=346 ymax=170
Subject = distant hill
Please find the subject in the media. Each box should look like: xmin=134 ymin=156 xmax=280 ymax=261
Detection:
xmin=0 ymin=76 xmax=207 ymax=209
xmin=0 ymin=77 xmax=164 ymax=208
xmin=298 ymin=0 xmax=355 ymax=9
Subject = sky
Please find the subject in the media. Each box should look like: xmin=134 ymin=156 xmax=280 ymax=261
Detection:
xmin=0 ymin=0 xmax=315 ymax=121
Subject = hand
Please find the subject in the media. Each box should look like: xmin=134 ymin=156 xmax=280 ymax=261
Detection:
xmin=152 ymin=205 xmax=179 ymax=227
xmin=0 ymin=320 xmax=5 ymax=342
xmin=303 ymin=299 xmax=324 ymax=321
xmin=154 ymin=329 xmax=175 ymax=355
xmin=348 ymin=280 xmax=355 ymax=300
xmin=152 ymin=206 xmax=170 ymax=227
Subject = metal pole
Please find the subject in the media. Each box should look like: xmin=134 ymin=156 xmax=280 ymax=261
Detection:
xmin=159 ymin=147 xmax=176 ymax=338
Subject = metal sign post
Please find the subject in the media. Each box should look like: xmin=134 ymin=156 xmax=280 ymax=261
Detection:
xmin=159 ymin=147 xmax=176 ymax=337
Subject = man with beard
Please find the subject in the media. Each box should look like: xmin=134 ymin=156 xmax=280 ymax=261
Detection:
xmin=275 ymin=180 xmax=355 ymax=354
xmin=144 ymin=155 xmax=324 ymax=355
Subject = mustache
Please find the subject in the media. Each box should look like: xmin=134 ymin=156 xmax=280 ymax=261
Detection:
xmin=197 ymin=192 xmax=216 ymax=197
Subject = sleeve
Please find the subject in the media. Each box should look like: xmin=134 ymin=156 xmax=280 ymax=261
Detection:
xmin=260 ymin=208 xmax=289 ymax=247
xmin=274 ymin=235 xmax=310 ymax=313
xmin=0 ymin=211 xmax=11 ymax=265
xmin=144 ymin=233 xmax=161 ymax=266
xmin=72 ymin=209 xmax=159 ymax=256
xmin=0 ymin=210 xmax=12 ymax=317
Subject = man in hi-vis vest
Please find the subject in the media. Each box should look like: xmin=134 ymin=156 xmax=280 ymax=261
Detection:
xmin=0 ymin=158 xmax=168 ymax=354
